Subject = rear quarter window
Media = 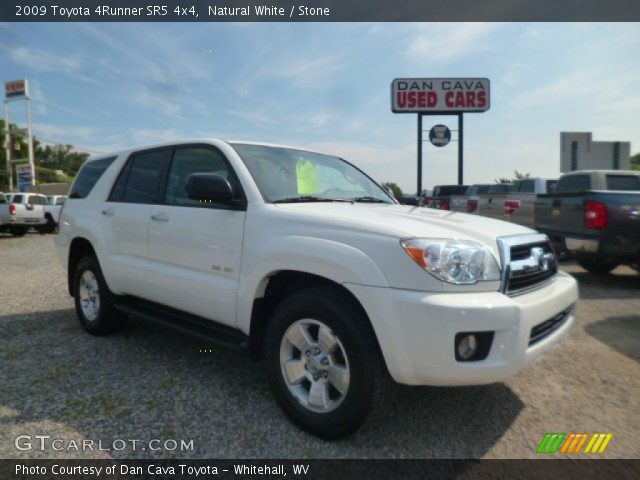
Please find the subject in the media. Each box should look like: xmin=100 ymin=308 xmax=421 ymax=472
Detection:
xmin=28 ymin=195 xmax=47 ymax=205
xmin=0 ymin=195 xmax=5 ymax=204
xmin=488 ymin=184 xmax=510 ymax=194
xmin=69 ymin=156 xmax=117 ymax=199
xmin=518 ymin=180 xmax=535 ymax=193
xmin=555 ymin=175 xmax=591 ymax=193
xmin=606 ymin=175 xmax=640 ymax=191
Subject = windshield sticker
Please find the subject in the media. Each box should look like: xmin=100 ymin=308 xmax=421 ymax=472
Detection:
xmin=296 ymin=157 xmax=317 ymax=195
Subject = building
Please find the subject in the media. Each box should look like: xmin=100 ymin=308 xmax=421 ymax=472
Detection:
xmin=560 ymin=132 xmax=631 ymax=173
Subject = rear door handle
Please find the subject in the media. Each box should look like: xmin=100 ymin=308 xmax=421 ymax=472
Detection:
xmin=101 ymin=208 xmax=115 ymax=217
xmin=150 ymin=213 xmax=169 ymax=223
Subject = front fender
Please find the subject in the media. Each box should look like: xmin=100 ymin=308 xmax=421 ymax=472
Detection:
xmin=236 ymin=235 xmax=389 ymax=334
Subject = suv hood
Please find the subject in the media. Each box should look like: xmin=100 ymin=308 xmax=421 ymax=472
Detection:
xmin=275 ymin=203 xmax=533 ymax=255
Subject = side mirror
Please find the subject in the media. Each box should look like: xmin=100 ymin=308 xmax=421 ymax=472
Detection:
xmin=185 ymin=173 xmax=233 ymax=204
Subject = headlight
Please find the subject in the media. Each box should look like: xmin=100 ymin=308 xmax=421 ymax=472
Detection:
xmin=400 ymin=238 xmax=501 ymax=284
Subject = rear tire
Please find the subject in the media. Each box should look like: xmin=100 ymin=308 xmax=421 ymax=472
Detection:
xmin=9 ymin=227 xmax=27 ymax=237
xmin=73 ymin=255 xmax=124 ymax=335
xmin=577 ymin=258 xmax=619 ymax=275
xmin=264 ymin=287 xmax=392 ymax=439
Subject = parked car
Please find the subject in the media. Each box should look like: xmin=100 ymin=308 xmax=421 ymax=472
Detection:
xmin=496 ymin=178 xmax=557 ymax=228
xmin=0 ymin=192 xmax=47 ymax=236
xmin=56 ymin=140 xmax=577 ymax=439
xmin=476 ymin=183 xmax=514 ymax=218
xmin=399 ymin=194 xmax=419 ymax=206
xmin=451 ymin=183 xmax=493 ymax=213
xmin=419 ymin=184 xmax=469 ymax=210
xmin=535 ymin=170 xmax=640 ymax=274
xmin=41 ymin=194 xmax=67 ymax=233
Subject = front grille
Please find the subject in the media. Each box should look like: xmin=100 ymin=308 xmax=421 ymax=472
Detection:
xmin=506 ymin=241 xmax=557 ymax=295
xmin=529 ymin=305 xmax=574 ymax=346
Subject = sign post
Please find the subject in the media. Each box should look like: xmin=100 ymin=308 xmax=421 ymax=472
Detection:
xmin=4 ymin=79 xmax=35 ymax=192
xmin=391 ymin=77 xmax=490 ymax=195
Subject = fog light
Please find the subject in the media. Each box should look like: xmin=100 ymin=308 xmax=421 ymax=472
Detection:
xmin=457 ymin=334 xmax=478 ymax=360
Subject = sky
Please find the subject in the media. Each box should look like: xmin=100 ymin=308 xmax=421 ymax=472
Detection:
xmin=1 ymin=22 xmax=639 ymax=193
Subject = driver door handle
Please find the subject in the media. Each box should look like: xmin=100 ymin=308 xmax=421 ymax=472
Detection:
xmin=102 ymin=208 xmax=115 ymax=217
xmin=151 ymin=213 xmax=169 ymax=223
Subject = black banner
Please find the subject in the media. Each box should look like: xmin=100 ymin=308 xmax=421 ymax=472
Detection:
xmin=1 ymin=0 xmax=640 ymax=22
xmin=3 ymin=460 xmax=640 ymax=480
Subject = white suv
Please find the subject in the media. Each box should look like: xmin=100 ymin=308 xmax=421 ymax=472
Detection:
xmin=56 ymin=140 xmax=578 ymax=438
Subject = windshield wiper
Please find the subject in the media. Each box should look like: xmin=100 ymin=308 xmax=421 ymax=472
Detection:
xmin=352 ymin=196 xmax=388 ymax=203
xmin=273 ymin=196 xmax=352 ymax=204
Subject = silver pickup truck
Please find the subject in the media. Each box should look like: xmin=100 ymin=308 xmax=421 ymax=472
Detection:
xmin=502 ymin=178 xmax=557 ymax=228
xmin=0 ymin=192 xmax=47 ymax=236
xmin=462 ymin=178 xmax=557 ymax=228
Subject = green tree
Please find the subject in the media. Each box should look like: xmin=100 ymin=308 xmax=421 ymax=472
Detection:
xmin=631 ymin=152 xmax=640 ymax=171
xmin=1 ymin=120 xmax=89 ymax=190
xmin=495 ymin=170 xmax=531 ymax=184
xmin=0 ymin=120 xmax=31 ymax=190
xmin=381 ymin=182 xmax=403 ymax=199
xmin=38 ymin=143 xmax=89 ymax=177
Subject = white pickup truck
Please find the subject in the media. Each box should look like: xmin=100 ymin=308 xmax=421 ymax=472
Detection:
xmin=41 ymin=195 xmax=67 ymax=233
xmin=56 ymin=140 xmax=578 ymax=438
xmin=0 ymin=192 xmax=47 ymax=236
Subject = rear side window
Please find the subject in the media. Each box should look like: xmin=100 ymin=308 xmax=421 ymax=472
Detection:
xmin=546 ymin=180 xmax=557 ymax=192
xmin=469 ymin=185 xmax=490 ymax=195
xmin=606 ymin=175 xmax=639 ymax=191
xmin=0 ymin=195 xmax=5 ymax=204
xmin=518 ymin=180 xmax=535 ymax=193
xmin=555 ymin=175 xmax=591 ymax=193
xmin=28 ymin=195 xmax=46 ymax=205
xmin=435 ymin=186 xmax=468 ymax=196
xmin=488 ymin=184 xmax=510 ymax=194
xmin=69 ymin=157 xmax=116 ymax=199
xmin=109 ymin=149 xmax=167 ymax=204
xmin=12 ymin=194 xmax=23 ymax=203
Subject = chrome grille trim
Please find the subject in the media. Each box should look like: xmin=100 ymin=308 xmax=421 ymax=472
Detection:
xmin=497 ymin=234 xmax=558 ymax=296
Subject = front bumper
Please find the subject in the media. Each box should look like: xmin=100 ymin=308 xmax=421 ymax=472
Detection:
xmin=346 ymin=271 xmax=578 ymax=386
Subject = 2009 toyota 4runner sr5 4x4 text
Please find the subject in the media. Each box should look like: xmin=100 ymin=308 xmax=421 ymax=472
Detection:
xmin=56 ymin=140 xmax=578 ymax=438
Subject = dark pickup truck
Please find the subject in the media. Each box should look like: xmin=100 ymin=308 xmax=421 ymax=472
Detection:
xmin=535 ymin=170 xmax=640 ymax=274
xmin=419 ymin=184 xmax=469 ymax=210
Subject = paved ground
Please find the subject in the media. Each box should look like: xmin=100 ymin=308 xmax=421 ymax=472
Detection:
xmin=0 ymin=233 xmax=638 ymax=459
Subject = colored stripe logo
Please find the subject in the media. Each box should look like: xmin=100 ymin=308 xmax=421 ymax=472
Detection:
xmin=537 ymin=433 xmax=612 ymax=454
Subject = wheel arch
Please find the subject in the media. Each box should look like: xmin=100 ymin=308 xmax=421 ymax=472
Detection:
xmin=247 ymin=270 xmax=378 ymax=362
xmin=67 ymin=237 xmax=98 ymax=296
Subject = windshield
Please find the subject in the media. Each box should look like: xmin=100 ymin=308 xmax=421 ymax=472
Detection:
xmin=231 ymin=143 xmax=393 ymax=204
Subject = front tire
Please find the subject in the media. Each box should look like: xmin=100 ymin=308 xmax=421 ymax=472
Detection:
xmin=264 ymin=287 xmax=391 ymax=439
xmin=73 ymin=256 xmax=123 ymax=335
xmin=577 ymin=257 xmax=619 ymax=275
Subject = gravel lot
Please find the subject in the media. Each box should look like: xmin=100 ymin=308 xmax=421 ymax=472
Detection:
xmin=1 ymin=233 xmax=638 ymax=459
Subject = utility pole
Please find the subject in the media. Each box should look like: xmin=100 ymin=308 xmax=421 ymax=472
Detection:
xmin=4 ymin=101 xmax=12 ymax=191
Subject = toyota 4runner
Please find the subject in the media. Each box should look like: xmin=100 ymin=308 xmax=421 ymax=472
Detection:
xmin=56 ymin=140 xmax=578 ymax=438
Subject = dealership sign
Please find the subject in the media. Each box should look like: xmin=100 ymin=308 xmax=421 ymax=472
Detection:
xmin=391 ymin=78 xmax=490 ymax=113
xmin=429 ymin=124 xmax=451 ymax=147
xmin=16 ymin=164 xmax=33 ymax=192
xmin=5 ymin=79 xmax=29 ymax=100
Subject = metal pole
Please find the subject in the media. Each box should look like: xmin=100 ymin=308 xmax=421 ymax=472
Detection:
xmin=26 ymin=95 xmax=35 ymax=185
xmin=4 ymin=101 xmax=12 ymax=192
xmin=417 ymin=113 xmax=423 ymax=196
xmin=457 ymin=112 xmax=464 ymax=185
